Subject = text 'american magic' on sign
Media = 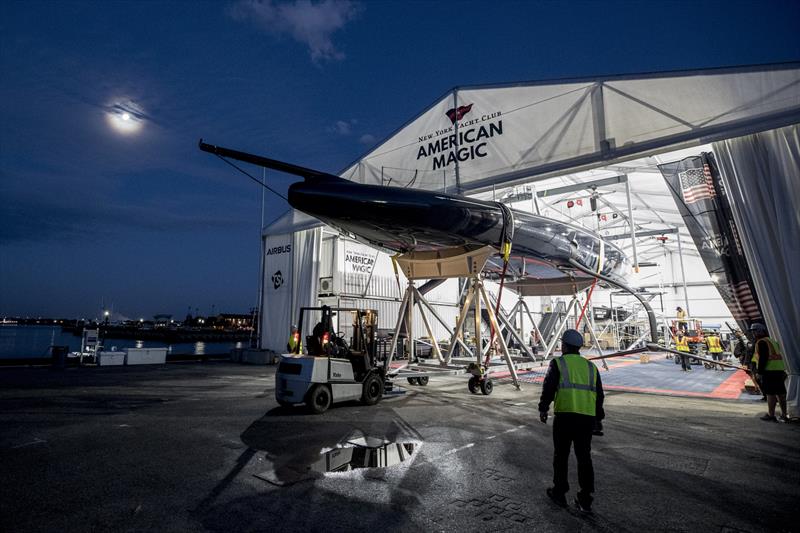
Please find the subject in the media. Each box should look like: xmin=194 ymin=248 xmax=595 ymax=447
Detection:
xmin=345 ymin=251 xmax=375 ymax=273
xmin=416 ymin=119 xmax=503 ymax=170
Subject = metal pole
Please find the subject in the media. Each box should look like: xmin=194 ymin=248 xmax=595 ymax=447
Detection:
xmin=415 ymin=289 xmax=443 ymax=363
xmin=256 ymin=168 xmax=267 ymax=349
xmin=675 ymin=227 xmax=691 ymax=316
xmin=453 ymin=89 xmax=461 ymax=194
xmin=474 ymin=277 xmax=482 ymax=365
xmin=521 ymin=299 xmax=546 ymax=352
xmin=531 ymin=184 xmax=541 ymax=215
xmin=384 ymin=288 xmax=411 ymax=372
xmin=445 ymin=286 xmax=476 ymax=364
xmin=624 ymin=177 xmax=639 ymax=273
xmin=413 ymin=286 xmax=474 ymax=358
xmin=479 ymin=283 xmax=520 ymax=390
xmin=407 ymin=280 xmax=415 ymax=362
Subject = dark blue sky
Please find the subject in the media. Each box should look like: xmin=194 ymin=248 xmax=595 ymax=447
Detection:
xmin=2 ymin=0 xmax=798 ymax=320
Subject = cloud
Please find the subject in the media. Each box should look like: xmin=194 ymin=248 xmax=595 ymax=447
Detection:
xmin=328 ymin=118 xmax=357 ymax=135
xmin=230 ymin=0 xmax=360 ymax=62
xmin=359 ymin=133 xmax=376 ymax=145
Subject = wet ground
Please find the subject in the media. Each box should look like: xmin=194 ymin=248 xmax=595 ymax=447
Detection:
xmin=0 ymin=363 xmax=797 ymax=532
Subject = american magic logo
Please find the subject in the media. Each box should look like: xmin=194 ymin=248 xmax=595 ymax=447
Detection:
xmin=416 ymin=104 xmax=504 ymax=170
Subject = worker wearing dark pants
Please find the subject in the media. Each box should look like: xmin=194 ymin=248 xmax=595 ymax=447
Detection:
xmin=675 ymin=333 xmax=692 ymax=371
xmin=750 ymin=323 xmax=788 ymax=421
xmin=539 ymin=329 xmax=604 ymax=513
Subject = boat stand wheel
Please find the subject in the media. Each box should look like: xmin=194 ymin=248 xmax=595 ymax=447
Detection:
xmin=480 ymin=378 xmax=493 ymax=395
xmin=361 ymin=372 xmax=384 ymax=405
xmin=468 ymin=376 xmax=480 ymax=394
xmin=307 ymin=384 xmax=332 ymax=414
xmin=417 ymin=375 xmax=429 ymax=386
xmin=407 ymin=377 xmax=420 ymax=385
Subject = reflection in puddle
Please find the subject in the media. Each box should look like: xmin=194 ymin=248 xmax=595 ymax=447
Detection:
xmin=310 ymin=441 xmax=416 ymax=474
xmin=255 ymin=439 xmax=419 ymax=486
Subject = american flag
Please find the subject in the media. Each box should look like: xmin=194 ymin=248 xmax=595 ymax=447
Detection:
xmin=678 ymin=164 xmax=716 ymax=204
xmin=719 ymin=280 xmax=762 ymax=320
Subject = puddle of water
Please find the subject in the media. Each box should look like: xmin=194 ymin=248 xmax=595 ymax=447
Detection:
xmin=255 ymin=440 xmax=418 ymax=486
xmin=310 ymin=441 xmax=416 ymax=474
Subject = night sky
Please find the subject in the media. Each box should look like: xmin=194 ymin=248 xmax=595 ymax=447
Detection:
xmin=2 ymin=0 xmax=798 ymax=320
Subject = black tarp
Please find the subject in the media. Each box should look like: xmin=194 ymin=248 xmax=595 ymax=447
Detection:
xmin=658 ymin=153 xmax=762 ymax=331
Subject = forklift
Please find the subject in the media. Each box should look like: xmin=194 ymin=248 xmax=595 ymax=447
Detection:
xmin=276 ymin=306 xmax=386 ymax=414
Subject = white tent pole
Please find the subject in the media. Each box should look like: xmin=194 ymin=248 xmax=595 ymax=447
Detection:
xmin=624 ymin=176 xmax=639 ymax=273
xmin=256 ymin=168 xmax=266 ymax=349
xmin=675 ymin=226 xmax=691 ymax=316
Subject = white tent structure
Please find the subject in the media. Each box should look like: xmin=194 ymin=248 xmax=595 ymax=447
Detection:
xmin=331 ymin=62 xmax=800 ymax=410
xmin=341 ymin=62 xmax=800 ymax=193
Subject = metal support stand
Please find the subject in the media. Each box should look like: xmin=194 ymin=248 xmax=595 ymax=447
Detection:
xmin=542 ymin=296 xmax=580 ymax=360
xmin=487 ymin=292 xmax=538 ymax=361
xmin=444 ymin=277 xmax=521 ymax=390
xmin=383 ymin=279 xmax=472 ymax=373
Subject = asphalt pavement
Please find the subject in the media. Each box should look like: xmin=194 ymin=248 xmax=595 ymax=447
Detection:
xmin=0 ymin=363 xmax=796 ymax=532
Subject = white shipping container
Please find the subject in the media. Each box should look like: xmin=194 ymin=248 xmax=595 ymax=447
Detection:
xmin=96 ymin=351 xmax=126 ymax=366
xmin=337 ymin=297 xmax=459 ymax=343
xmin=126 ymin=348 xmax=167 ymax=365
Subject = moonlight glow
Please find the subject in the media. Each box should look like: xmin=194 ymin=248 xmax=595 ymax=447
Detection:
xmin=106 ymin=100 xmax=144 ymax=135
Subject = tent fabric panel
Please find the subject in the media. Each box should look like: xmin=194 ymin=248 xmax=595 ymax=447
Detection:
xmin=713 ymin=124 xmax=800 ymax=414
xmin=338 ymin=64 xmax=800 ymax=195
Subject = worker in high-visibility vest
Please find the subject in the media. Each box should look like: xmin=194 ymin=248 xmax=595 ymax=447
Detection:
xmin=676 ymin=306 xmax=688 ymax=334
xmin=706 ymin=332 xmax=724 ymax=371
xmin=675 ymin=332 xmax=692 ymax=372
xmin=750 ymin=323 xmax=787 ymax=422
xmin=538 ymin=329 xmax=605 ymax=513
xmin=286 ymin=325 xmax=302 ymax=354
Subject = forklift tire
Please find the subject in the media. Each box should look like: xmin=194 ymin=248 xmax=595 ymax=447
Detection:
xmin=480 ymin=379 xmax=494 ymax=395
xmin=307 ymin=385 xmax=332 ymax=414
xmin=468 ymin=376 xmax=479 ymax=394
xmin=417 ymin=376 xmax=429 ymax=386
xmin=361 ymin=373 xmax=384 ymax=405
xmin=407 ymin=377 xmax=420 ymax=385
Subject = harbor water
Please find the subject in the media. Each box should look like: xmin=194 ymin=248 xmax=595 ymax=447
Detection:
xmin=0 ymin=325 xmax=243 ymax=359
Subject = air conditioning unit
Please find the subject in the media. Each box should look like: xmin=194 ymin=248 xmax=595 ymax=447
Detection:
xmin=319 ymin=277 xmax=334 ymax=295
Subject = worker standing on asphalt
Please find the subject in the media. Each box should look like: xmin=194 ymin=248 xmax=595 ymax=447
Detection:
xmin=675 ymin=332 xmax=693 ymax=371
xmin=750 ymin=323 xmax=788 ymax=422
xmin=706 ymin=332 xmax=724 ymax=371
xmin=287 ymin=325 xmax=301 ymax=353
xmin=539 ymin=329 xmax=604 ymax=513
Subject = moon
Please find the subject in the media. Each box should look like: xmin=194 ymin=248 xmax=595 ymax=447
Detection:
xmin=106 ymin=100 xmax=144 ymax=135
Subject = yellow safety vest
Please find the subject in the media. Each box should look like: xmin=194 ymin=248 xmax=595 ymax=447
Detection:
xmin=752 ymin=338 xmax=785 ymax=371
xmin=707 ymin=336 xmax=722 ymax=353
xmin=554 ymin=354 xmax=598 ymax=417
xmin=677 ymin=310 xmax=687 ymax=322
xmin=676 ymin=337 xmax=690 ymax=352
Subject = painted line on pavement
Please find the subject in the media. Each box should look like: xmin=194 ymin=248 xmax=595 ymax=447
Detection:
xmin=444 ymin=443 xmax=475 ymax=455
